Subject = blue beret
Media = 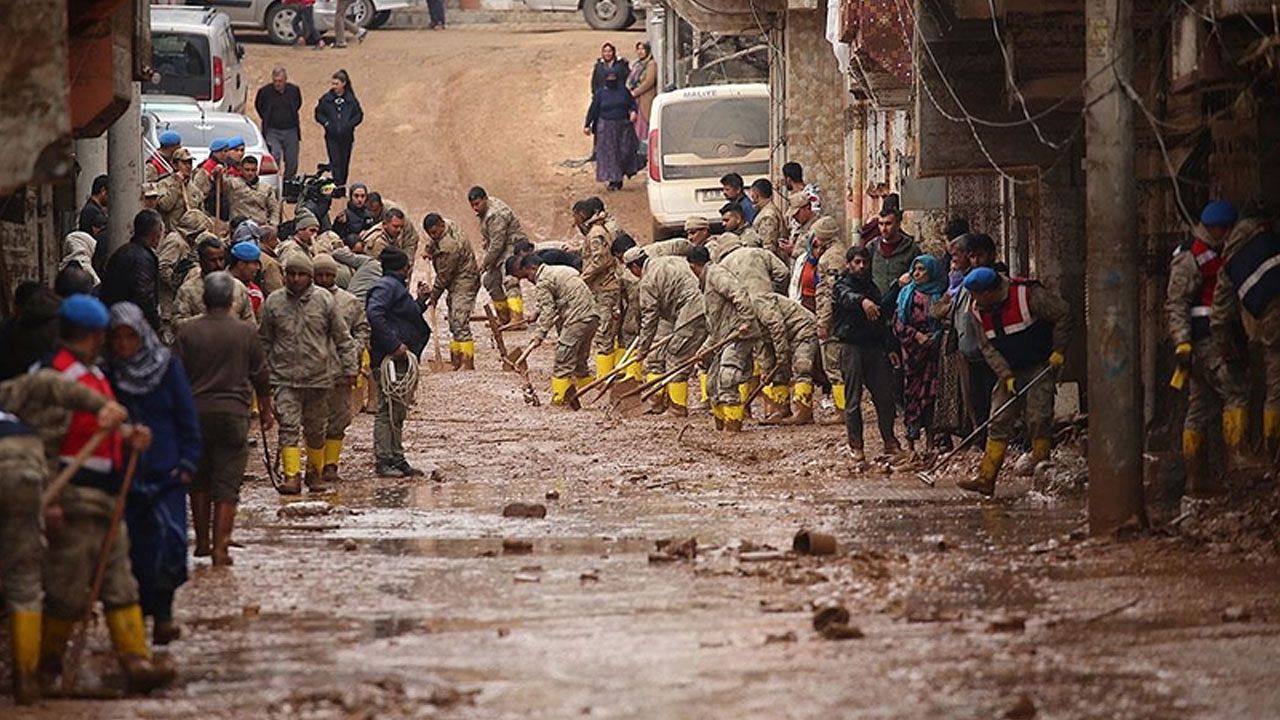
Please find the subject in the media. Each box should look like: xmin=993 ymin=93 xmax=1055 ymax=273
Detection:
xmin=1200 ymin=200 xmax=1238 ymax=228
xmin=226 ymin=135 xmax=246 ymax=149
xmin=230 ymin=241 xmax=261 ymax=262
xmin=60 ymin=294 xmax=109 ymax=330
xmin=209 ymin=138 xmax=229 ymax=152
xmin=963 ymin=267 xmax=1000 ymax=292
xmin=158 ymin=131 xmax=182 ymax=147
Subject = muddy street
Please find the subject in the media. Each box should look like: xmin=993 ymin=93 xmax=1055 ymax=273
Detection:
xmin=9 ymin=24 xmax=1280 ymax=720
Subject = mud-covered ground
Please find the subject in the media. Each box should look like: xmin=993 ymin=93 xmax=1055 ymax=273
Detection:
xmin=6 ymin=25 xmax=1280 ymax=720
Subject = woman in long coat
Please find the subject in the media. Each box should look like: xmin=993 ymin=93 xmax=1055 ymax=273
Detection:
xmin=584 ymin=69 xmax=639 ymax=191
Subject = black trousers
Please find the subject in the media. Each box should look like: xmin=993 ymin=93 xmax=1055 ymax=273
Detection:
xmin=427 ymin=0 xmax=446 ymax=25
xmin=324 ymin=134 xmax=354 ymax=187
xmin=841 ymin=342 xmax=898 ymax=450
xmin=966 ymin=354 xmax=997 ymax=444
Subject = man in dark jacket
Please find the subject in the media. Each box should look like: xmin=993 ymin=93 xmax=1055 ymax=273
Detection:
xmin=255 ymin=67 xmax=303 ymax=180
xmin=100 ymin=210 xmax=165 ymax=331
xmin=365 ymin=248 xmax=429 ymax=478
xmin=833 ymin=246 xmax=901 ymax=463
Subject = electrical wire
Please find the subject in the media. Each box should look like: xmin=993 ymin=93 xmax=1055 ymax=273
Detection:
xmin=985 ymin=0 xmax=1065 ymax=150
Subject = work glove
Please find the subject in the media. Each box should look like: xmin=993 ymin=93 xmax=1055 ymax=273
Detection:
xmin=1174 ymin=342 xmax=1192 ymax=363
xmin=1005 ymin=377 xmax=1017 ymax=394
xmin=1049 ymin=351 xmax=1065 ymax=370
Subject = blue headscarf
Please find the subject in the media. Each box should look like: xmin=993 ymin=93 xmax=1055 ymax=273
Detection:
xmin=896 ymin=254 xmax=946 ymax=324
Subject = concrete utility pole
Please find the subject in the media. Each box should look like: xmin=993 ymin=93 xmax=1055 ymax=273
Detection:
xmin=106 ymin=81 xmax=143 ymax=253
xmin=1084 ymin=0 xmax=1146 ymax=534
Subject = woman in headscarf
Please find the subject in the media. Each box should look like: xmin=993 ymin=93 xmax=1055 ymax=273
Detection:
xmin=59 ymin=231 xmax=100 ymax=288
xmin=893 ymin=255 xmax=947 ymax=459
xmin=331 ymin=182 xmax=374 ymax=239
xmin=584 ymin=68 xmax=640 ymax=191
xmin=104 ymin=302 xmax=201 ymax=645
xmin=590 ymin=42 xmax=630 ymax=95
xmin=628 ymin=41 xmax=658 ymax=141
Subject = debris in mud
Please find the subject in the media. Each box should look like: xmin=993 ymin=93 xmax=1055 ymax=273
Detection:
xmin=427 ymin=685 xmax=480 ymax=708
xmin=277 ymin=500 xmax=334 ymax=518
xmin=650 ymin=536 xmax=697 ymax=563
xmin=503 ymin=502 xmax=548 ymax=518
xmin=764 ymin=630 xmax=797 ymax=645
xmin=502 ymin=539 xmax=534 ymax=554
xmin=813 ymin=605 xmax=864 ymax=640
xmin=243 ymin=603 xmax=261 ymax=618
xmin=820 ymin=623 xmax=865 ymax=640
xmin=1003 ymin=693 xmax=1037 ymax=719
xmin=922 ymin=534 xmax=949 ymax=552
xmin=1027 ymin=538 xmax=1060 ymax=554
xmin=271 ymin=678 xmax=421 ymax=717
xmin=579 ymin=570 xmax=600 ymax=583
xmin=497 ymin=627 xmax=510 ymax=638
xmin=342 ymin=538 xmax=358 ymax=552
xmin=783 ymin=569 xmax=829 ymax=586
xmin=1172 ymin=487 xmax=1280 ymax=559
xmin=793 ymin=529 xmax=837 ymax=556
xmin=545 ymin=489 xmax=561 ymax=500
xmin=514 ymin=573 xmax=541 ymax=583
xmin=740 ymin=551 xmax=788 ymax=562
xmin=1222 ymin=605 xmax=1252 ymax=623
xmin=760 ymin=600 xmax=805 ymax=613
xmin=987 ymin=615 xmax=1027 ymax=633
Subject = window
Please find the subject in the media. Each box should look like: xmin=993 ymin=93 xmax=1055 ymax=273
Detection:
xmin=659 ymin=96 xmax=770 ymax=181
xmin=145 ymin=32 xmax=212 ymax=99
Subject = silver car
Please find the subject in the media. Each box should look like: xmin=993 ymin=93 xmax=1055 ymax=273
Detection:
xmin=145 ymin=108 xmax=284 ymax=196
xmin=523 ymin=0 xmax=637 ymax=30
xmin=191 ymin=0 xmax=415 ymax=45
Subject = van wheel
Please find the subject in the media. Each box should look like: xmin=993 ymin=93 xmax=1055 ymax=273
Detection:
xmin=266 ymin=4 xmax=300 ymax=45
xmin=368 ymin=10 xmax=392 ymax=28
xmin=583 ymin=0 xmax=631 ymax=30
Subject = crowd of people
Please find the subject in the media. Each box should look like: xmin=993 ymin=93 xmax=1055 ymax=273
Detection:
xmin=585 ymin=41 xmax=657 ymax=191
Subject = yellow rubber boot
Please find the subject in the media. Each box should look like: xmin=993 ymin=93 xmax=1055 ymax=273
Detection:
xmin=1031 ymin=437 xmax=1051 ymax=464
xmin=667 ymin=381 xmax=690 ymax=417
xmin=106 ymin=605 xmax=150 ymax=660
xmin=624 ymin=359 xmax=643 ymax=381
xmin=1223 ymin=407 xmax=1250 ymax=468
xmin=833 ymin=383 xmax=847 ymax=411
xmin=38 ymin=615 xmax=74 ymax=684
xmin=721 ymin=403 xmax=745 ymax=432
xmin=551 ymin=377 xmax=574 ymax=405
xmin=10 ymin=610 xmax=41 ymax=704
xmin=699 ymin=372 xmax=709 ymax=402
xmin=507 ymin=296 xmax=524 ymax=315
xmin=279 ymin=446 xmax=303 ymax=494
xmin=595 ymin=353 xmax=616 ymax=381
xmin=459 ymin=340 xmax=476 ymax=370
xmin=784 ymin=382 xmax=814 ymax=425
xmin=644 ymin=373 xmax=667 ymax=414
xmin=1181 ymin=429 xmax=1219 ymax=497
xmin=324 ymin=439 xmax=343 ymax=467
xmin=957 ymin=439 xmax=1007 ymax=496
xmin=1265 ymin=409 xmax=1280 ymax=455
xmin=738 ymin=382 xmax=751 ymax=404
xmin=306 ymin=448 xmax=324 ymax=476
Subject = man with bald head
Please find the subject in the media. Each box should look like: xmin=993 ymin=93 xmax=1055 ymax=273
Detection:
xmin=255 ymin=66 xmax=302 ymax=180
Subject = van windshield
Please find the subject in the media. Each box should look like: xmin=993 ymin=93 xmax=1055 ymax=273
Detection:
xmin=659 ymin=96 xmax=770 ymax=181
xmin=146 ymin=33 xmax=211 ymax=100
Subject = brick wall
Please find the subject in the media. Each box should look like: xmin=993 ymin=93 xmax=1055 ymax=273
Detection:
xmin=783 ymin=0 xmax=847 ymax=231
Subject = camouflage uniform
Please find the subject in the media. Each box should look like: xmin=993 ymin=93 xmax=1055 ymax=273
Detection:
xmin=1212 ymin=217 xmax=1280 ymax=454
xmin=815 ymin=235 xmax=851 ymax=406
xmin=260 ymin=246 xmax=285 ymax=295
xmin=362 ymin=221 xmax=418 ymax=276
xmin=478 ymin=197 xmax=530 ymax=317
xmin=716 ymin=236 xmax=790 ymax=295
xmin=258 ymin=284 xmax=357 ymax=489
xmin=636 ymin=256 xmax=708 ymax=412
xmin=227 ymin=175 xmax=281 ymax=227
xmin=425 ymin=219 xmax=481 ymax=356
xmin=701 ymin=262 xmax=760 ymax=427
xmin=155 ymin=211 xmax=212 ymax=343
xmin=580 ymin=213 xmax=621 ymax=378
xmin=531 ymin=264 xmax=599 ymax=404
xmin=320 ymin=281 xmax=370 ymax=479
xmin=752 ymin=200 xmax=786 ymax=263
xmin=375 ymin=200 xmax=421 ymax=273
xmin=173 ymin=272 xmax=257 ymax=327
xmin=154 ymin=173 xmax=195 ymax=231
xmin=753 ymin=293 xmax=818 ymax=410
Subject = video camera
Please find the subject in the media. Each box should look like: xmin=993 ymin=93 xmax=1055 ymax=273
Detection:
xmin=283 ymin=163 xmax=341 ymax=204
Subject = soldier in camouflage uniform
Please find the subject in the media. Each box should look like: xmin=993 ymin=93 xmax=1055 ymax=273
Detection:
xmin=688 ymin=246 xmax=759 ymax=432
xmin=361 ymin=209 xmax=418 ymax=277
xmin=227 ymin=155 xmax=281 ymax=226
xmin=173 ymin=236 xmax=256 ymax=327
xmin=155 ymin=209 xmax=212 ymax=342
xmin=516 ymin=255 xmax=600 ymax=407
xmin=470 ymin=187 xmax=530 ymax=324
xmin=753 ymin=293 xmax=818 ymax=424
xmin=313 ymin=254 xmax=370 ymax=485
xmin=154 ymin=148 xmax=196 ymax=231
xmin=623 ymin=247 xmax=708 ymax=417
xmin=1166 ymin=201 xmax=1249 ymax=496
xmin=0 ymin=368 xmax=126 ymax=704
xmin=573 ymin=198 xmax=622 ymax=381
xmin=748 ymin=179 xmax=786 ymax=263
xmin=811 ymin=216 xmax=850 ymax=412
xmin=422 ymin=213 xmax=481 ymax=369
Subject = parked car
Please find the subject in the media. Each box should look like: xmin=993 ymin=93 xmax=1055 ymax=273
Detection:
xmin=645 ymin=83 xmax=770 ymax=239
xmin=523 ymin=0 xmax=637 ymax=30
xmin=146 ymin=6 xmax=248 ymax=113
xmin=189 ymin=0 xmax=413 ymax=46
xmin=146 ymin=109 xmax=283 ymax=196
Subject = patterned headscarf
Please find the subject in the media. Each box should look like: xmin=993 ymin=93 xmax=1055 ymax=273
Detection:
xmin=896 ymin=254 xmax=946 ymax=324
xmin=106 ymin=302 xmax=171 ymax=396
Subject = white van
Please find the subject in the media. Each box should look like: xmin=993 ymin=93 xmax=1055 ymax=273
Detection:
xmin=645 ymin=83 xmax=770 ymax=239
xmin=145 ymin=6 xmax=248 ymax=114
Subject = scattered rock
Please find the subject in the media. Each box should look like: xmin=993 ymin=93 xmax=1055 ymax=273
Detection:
xmin=545 ymin=489 xmax=561 ymax=500
xmin=503 ymin=502 xmax=548 ymax=519
xmin=648 ymin=552 xmax=678 ymax=564
xmin=579 ymin=570 xmax=600 ymax=583
xmin=513 ymin=573 xmax=541 ymax=583
xmin=342 ymin=538 xmax=358 ymax=552
xmin=426 ymin=686 xmax=479 ymax=708
xmin=740 ymin=551 xmax=788 ymax=562
xmin=277 ymin=501 xmax=333 ymax=519
xmin=792 ymin=529 xmax=837 ymax=556
xmin=812 ymin=605 xmax=850 ymax=632
xmin=922 ymin=534 xmax=949 ymax=551
xmin=242 ymin=603 xmax=261 ymax=618
xmin=519 ymin=564 xmax=543 ymax=573
xmin=654 ymin=536 xmax=697 ymax=560
xmin=1027 ymin=538 xmax=1060 ymax=555
xmin=1222 ymin=605 xmax=1251 ymax=623
xmin=502 ymin=539 xmax=534 ymax=555
xmin=1003 ymin=693 xmax=1037 ymax=719
xmin=497 ymin=627 xmax=510 ymax=638
xmin=988 ymin=615 xmax=1027 ymax=633
xmin=763 ymin=630 xmax=797 ymax=645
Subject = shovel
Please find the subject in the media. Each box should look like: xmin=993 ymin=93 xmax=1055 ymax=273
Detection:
xmin=915 ymin=364 xmax=1056 ymax=487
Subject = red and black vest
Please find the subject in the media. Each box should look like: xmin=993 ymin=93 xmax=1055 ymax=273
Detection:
xmin=1177 ymin=237 xmax=1222 ymax=340
xmin=146 ymin=153 xmax=172 ymax=180
xmin=1224 ymin=230 xmax=1280 ymax=318
xmin=973 ymin=280 xmax=1054 ymax=371
xmin=44 ymin=349 xmax=122 ymax=491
